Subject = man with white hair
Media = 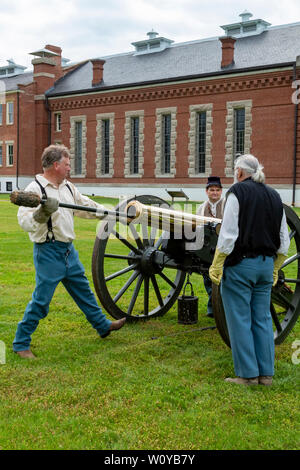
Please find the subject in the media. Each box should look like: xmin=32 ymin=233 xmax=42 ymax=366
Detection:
xmin=209 ymin=154 xmax=290 ymax=386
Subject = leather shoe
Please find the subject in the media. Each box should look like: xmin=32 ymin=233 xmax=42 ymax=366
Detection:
xmin=14 ymin=349 xmax=36 ymax=359
xmin=225 ymin=376 xmax=258 ymax=386
xmin=101 ymin=317 xmax=126 ymax=338
xmin=259 ymin=376 xmax=273 ymax=386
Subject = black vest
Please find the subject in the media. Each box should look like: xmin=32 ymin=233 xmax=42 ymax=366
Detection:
xmin=225 ymin=178 xmax=283 ymax=267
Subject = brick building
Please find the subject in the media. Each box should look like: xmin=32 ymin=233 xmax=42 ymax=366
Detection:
xmin=1 ymin=11 xmax=300 ymax=203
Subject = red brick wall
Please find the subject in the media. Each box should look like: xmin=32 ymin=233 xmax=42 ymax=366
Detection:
xmin=47 ymin=68 xmax=296 ymax=186
xmin=2 ymin=66 xmax=297 ymax=188
xmin=0 ymin=93 xmax=18 ymax=176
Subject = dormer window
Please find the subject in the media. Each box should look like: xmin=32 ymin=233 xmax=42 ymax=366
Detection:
xmin=132 ymin=30 xmax=174 ymax=56
xmin=0 ymin=59 xmax=26 ymax=77
xmin=220 ymin=10 xmax=271 ymax=38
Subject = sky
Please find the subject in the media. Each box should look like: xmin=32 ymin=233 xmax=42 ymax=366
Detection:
xmin=1 ymin=0 xmax=300 ymax=70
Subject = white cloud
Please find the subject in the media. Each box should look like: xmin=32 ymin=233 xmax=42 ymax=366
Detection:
xmin=1 ymin=0 xmax=300 ymax=70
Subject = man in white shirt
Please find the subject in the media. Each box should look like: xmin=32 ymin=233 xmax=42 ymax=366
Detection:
xmin=209 ymin=155 xmax=290 ymax=386
xmin=197 ymin=177 xmax=224 ymax=317
xmin=13 ymin=144 xmax=126 ymax=358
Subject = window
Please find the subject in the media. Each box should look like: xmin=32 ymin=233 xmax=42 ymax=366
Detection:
xmin=100 ymin=119 xmax=110 ymax=174
xmin=188 ymin=104 xmax=213 ymax=177
xmin=154 ymin=107 xmax=177 ymax=178
xmin=233 ymin=108 xmax=245 ymax=163
xmin=55 ymin=113 xmax=62 ymax=132
xmin=162 ymin=114 xmax=171 ymax=174
xmin=124 ymin=111 xmax=144 ymax=178
xmin=224 ymin=100 xmax=252 ymax=177
xmin=6 ymin=101 xmax=13 ymax=124
xmin=70 ymin=115 xmax=87 ymax=177
xmin=74 ymin=121 xmax=82 ymax=175
xmin=130 ymin=117 xmax=139 ymax=174
xmin=6 ymin=182 xmax=12 ymax=192
xmin=0 ymin=145 xmax=2 ymax=165
xmin=0 ymin=105 xmax=2 ymax=125
xmin=196 ymin=112 xmax=207 ymax=174
xmin=6 ymin=143 xmax=13 ymax=166
xmin=96 ymin=113 xmax=114 ymax=178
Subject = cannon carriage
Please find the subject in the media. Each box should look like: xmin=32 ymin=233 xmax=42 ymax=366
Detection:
xmin=92 ymin=195 xmax=300 ymax=347
xmin=10 ymin=189 xmax=300 ymax=347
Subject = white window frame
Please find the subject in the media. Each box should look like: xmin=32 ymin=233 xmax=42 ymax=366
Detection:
xmin=55 ymin=112 xmax=62 ymax=132
xmin=6 ymin=101 xmax=14 ymax=125
xmin=0 ymin=141 xmax=3 ymax=166
xmin=6 ymin=141 xmax=14 ymax=166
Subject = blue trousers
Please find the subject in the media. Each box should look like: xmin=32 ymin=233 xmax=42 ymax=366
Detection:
xmin=13 ymin=241 xmax=111 ymax=352
xmin=221 ymin=256 xmax=275 ymax=378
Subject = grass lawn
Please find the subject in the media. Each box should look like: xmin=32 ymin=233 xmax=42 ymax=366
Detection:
xmin=0 ymin=193 xmax=299 ymax=450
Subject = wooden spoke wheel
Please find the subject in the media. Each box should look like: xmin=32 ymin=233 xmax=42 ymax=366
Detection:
xmin=92 ymin=195 xmax=186 ymax=321
xmin=212 ymin=204 xmax=300 ymax=347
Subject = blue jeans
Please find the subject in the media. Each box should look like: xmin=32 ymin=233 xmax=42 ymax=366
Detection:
xmin=221 ymin=256 xmax=275 ymax=378
xmin=13 ymin=241 xmax=111 ymax=352
xmin=203 ymin=273 xmax=212 ymax=315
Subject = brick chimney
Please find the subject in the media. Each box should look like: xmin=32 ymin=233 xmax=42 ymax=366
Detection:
xmin=219 ymin=36 xmax=236 ymax=68
xmin=91 ymin=59 xmax=105 ymax=86
xmin=45 ymin=44 xmax=62 ymax=68
xmin=30 ymin=44 xmax=63 ymax=94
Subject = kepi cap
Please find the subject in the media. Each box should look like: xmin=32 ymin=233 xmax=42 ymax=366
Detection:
xmin=206 ymin=176 xmax=222 ymax=188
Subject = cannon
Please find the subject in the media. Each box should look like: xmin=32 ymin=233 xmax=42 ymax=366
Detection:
xmin=92 ymin=195 xmax=300 ymax=347
xmin=11 ymin=191 xmax=300 ymax=347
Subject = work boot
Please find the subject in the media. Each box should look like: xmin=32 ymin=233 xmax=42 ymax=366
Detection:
xmin=224 ymin=376 xmax=259 ymax=386
xmin=14 ymin=349 xmax=36 ymax=359
xmin=259 ymin=376 xmax=273 ymax=386
xmin=101 ymin=317 xmax=126 ymax=338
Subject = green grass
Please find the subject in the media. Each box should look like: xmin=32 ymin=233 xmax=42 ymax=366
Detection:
xmin=0 ymin=193 xmax=299 ymax=450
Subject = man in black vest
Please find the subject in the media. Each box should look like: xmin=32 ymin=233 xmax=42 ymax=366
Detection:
xmin=209 ymin=154 xmax=290 ymax=386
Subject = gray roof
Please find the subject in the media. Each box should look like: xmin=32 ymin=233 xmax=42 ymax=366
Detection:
xmin=3 ymin=22 xmax=300 ymax=96
xmin=1 ymin=71 xmax=33 ymax=92
xmin=47 ymin=22 xmax=300 ymax=97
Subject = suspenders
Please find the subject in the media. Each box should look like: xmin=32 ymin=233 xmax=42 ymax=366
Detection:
xmin=34 ymin=178 xmax=74 ymax=243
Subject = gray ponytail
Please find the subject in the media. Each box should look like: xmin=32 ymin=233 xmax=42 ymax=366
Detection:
xmin=234 ymin=154 xmax=265 ymax=183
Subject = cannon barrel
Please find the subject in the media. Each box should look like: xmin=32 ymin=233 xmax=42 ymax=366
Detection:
xmin=125 ymin=200 xmax=222 ymax=233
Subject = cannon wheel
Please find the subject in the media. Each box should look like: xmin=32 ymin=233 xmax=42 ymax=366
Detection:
xmin=92 ymin=195 xmax=186 ymax=321
xmin=212 ymin=204 xmax=300 ymax=347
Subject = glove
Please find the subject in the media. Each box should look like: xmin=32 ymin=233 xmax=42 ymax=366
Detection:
xmin=209 ymin=249 xmax=227 ymax=285
xmin=273 ymin=253 xmax=287 ymax=286
xmin=96 ymin=204 xmax=107 ymax=220
xmin=33 ymin=197 xmax=59 ymax=223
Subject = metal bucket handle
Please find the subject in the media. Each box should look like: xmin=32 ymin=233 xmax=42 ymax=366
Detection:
xmin=182 ymin=275 xmax=195 ymax=298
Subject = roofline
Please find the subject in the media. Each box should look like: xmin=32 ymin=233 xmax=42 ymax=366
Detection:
xmin=46 ymin=61 xmax=295 ymax=99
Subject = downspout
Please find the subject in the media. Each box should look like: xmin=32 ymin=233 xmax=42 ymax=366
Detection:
xmin=292 ymin=60 xmax=299 ymax=206
xmin=16 ymin=91 xmax=20 ymax=189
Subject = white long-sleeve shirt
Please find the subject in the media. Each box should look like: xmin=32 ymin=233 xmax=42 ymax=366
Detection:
xmin=217 ymin=193 xmax=290 ymax=256
xmin=18 ymin=174 xmax=106 ymax=243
